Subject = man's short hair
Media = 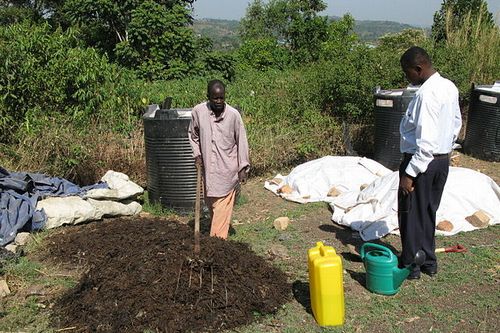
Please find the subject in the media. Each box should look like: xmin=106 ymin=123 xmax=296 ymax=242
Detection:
xmin=207 ymin=79 xmax=225 ymax=96
xmin=400 ymin=46 xmax=432 ymax=68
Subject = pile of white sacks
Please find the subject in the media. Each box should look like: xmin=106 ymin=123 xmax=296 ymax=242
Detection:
xmin=37 ymin=170 xmax=143 ymax=229
xmin=265 ymin=156 xmax=499 ymax=241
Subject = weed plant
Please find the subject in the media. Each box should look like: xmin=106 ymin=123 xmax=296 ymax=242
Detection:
xmin=433 ymin=8 xmax=500 ymax=97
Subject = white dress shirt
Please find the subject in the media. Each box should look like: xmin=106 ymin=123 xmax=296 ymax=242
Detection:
xmin=400 ymin=72 xmax=462 ymax=177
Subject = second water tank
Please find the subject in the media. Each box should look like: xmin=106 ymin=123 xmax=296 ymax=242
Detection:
xmin=373 ymin=87 xmax=417 ymax=170
xmin=463 ymin=83 xmax=500 ymax=161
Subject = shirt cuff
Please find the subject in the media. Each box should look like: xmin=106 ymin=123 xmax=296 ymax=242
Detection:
xmin=405 ymin=163 xmax=419 ymax=178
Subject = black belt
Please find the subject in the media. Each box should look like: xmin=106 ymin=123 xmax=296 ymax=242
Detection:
xmin=403 ymin=152 xmax=450 ymax=159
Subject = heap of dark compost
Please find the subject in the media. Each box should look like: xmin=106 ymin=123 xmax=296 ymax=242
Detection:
xmin=44 ymin=217 xmax=290 ymax=332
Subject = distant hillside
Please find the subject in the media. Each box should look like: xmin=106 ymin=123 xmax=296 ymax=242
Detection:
xmin=192 ymin=18 xmax=240 ymax=51
xmin=327 ymin=15 xmax=422 ymax=41
xmin=193 ymin=17 xmax=423 ymax=51
xmin=353 ymin=19 xmax=421 ymax=41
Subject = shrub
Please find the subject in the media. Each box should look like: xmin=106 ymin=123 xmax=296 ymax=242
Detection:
xmin=0 ymin=22 xmax=142 ymax=143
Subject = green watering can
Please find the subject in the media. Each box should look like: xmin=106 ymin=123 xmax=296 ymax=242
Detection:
xmin=360 ymin=243 xmax=425 ymax=296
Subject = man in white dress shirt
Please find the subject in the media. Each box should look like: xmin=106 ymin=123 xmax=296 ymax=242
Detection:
xmin=398 ymin=46 xmax=462 ymax=280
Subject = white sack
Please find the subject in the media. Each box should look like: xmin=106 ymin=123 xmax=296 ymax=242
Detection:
xmin=87 ymin=198 xmax=142 ymax=217
xmin=264 ymin=157 xmax=500 ymax=241
xmin=38 ymin=170 xmax=144 ymax=229
xmin=264 ymin=156 xmax=391 ymax=203
xmin=38 ymin=197 xmax=143 ymax=229
xmin=331 ymin=167 xmax=500 ymax=240
xmin=37 ymin=196 xmax=103 ymax=229
xmin=85 ymin=170 xmax=144 ymax=200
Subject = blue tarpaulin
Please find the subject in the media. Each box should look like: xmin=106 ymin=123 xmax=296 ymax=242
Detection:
xmin=0 ymin=167 xmax=107 ymax=246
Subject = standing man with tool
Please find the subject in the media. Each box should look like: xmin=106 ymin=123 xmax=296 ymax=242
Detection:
xmin=398 ymin=46 xmax=462 ymax=279
xmin=188 ymin=79 xmax=250 ymax=240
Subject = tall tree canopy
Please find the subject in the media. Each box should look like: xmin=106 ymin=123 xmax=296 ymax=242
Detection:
xmin=238 ymin=0 xmax=357 ymax=66
xmin=0 ymin=0 xmax=64 ymax=24
xmin=59 ymin=0 xmax=197 ymax=79
xmin=431 ymin=0 xmax=494 ymax=42
xmin=239 ymin=0 xmax=330 ymax=64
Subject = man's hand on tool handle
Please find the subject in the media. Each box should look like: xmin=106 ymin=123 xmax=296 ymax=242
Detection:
xmin=238 ymin=167 xmax=249 ymax=184
xmin=194 ymin=156 xmax=202 ymax=168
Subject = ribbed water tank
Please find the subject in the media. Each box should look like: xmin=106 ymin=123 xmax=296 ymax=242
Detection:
xmin=373 ymin=87 xmax=417 ymax=170
xmin=143 ymin=104 xmax=198 ymax=210
xmin=463 ymin=82 xmax=500 ymax=161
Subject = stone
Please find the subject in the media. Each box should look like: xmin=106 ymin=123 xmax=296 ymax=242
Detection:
xmin=0 ymin=279 xmax=10 ymax=297
xmin=25 ymin=285 xmax=46 ymax=297
xmin=360 ymin=184 xmax=369 ymax=191
xmin=139 ymin=211 xmax=153 ymax=218
xmin=436 ymin=220 xmax=454 ymax=232
xmin=327 ymin=186 xmax=341 ymax=197
xmin=5 ymin=244 xmax=17 ymax=253
xmin=268 ymin=244 xmax=290 ymax=260
xmin=14 ymin=232 xmax=31 ymax=246
xmin=465 ymin=210 xmax=490 ymax=228
xmin=273 ymin=217 xmax=290 ymax=231
xmin=277 ymin=185 xmax=293 ymax=194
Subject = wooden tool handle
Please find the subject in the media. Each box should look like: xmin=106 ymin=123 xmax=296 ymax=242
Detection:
xmin=194 ymin=164 xmax=201 ymax=254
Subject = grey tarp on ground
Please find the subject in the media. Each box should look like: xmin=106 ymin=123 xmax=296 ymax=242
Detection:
xmin=0 ymin=167 xmax=108 ymax=246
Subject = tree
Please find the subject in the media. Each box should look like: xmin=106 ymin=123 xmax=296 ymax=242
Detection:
xmin=238 ymin=0 xmax=267 ymax=40
xmin=239 ymin=0 xmax=329 ymax=64
xmin=378 ymin=29 xmax=428 ymax=52
xmin=432 ymin=0 xmax=494 ymax=42
xmin=60 ymin=0 xmax=196 ymax=79
xmin=320 ymin=14 xmax=357 ymax=59
xmin=0 ymin=0 xmax=64 ymax=25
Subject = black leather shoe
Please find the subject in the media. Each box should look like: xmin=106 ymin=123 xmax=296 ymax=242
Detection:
xmin=421 ymin=265 xmax=437 ymax=277
xmin=407 ymin=270 xmax=421 ymax=280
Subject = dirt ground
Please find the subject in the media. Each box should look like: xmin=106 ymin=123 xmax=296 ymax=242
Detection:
xmin=41 ymin=218 xmax=290 ymax=333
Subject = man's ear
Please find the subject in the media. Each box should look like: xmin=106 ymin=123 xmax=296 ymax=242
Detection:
xmin=415 ymin=65 xmax=423 ymax=74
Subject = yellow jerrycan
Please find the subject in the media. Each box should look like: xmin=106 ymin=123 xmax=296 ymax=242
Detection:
xmin=307 ymin=241 xmax=344 ymax=326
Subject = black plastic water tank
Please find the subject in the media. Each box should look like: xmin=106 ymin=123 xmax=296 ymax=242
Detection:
xmin=373 ymin=87 xmax=417 ymax=170
xmin=143 ymin=104 xmax=199 ymax=211
xmin=463 ymin=83 xmax=500 ymax=161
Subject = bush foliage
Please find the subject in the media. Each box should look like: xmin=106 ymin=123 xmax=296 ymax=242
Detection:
xmin=0 ymin=0 xmax=498 ymax=183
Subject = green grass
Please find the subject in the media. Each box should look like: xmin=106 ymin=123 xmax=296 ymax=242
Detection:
xmin=140 ymin=191 xmax=189 ymax=218
xmin=0 ymin=255 xmax=76 ymax=333
xmin=0 ymin=296 xmax=53 ymax=333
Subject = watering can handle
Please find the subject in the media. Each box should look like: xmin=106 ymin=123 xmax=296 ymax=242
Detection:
xmin=360 ymin=243 xmax=394 ymax=260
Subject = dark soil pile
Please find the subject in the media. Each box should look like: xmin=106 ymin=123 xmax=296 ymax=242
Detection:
xmin=44 ymin=217 xmax=290 ymax=332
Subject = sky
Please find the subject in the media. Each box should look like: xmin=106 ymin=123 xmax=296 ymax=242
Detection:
xmin=192 ymin=0 xmax=500 ymax=27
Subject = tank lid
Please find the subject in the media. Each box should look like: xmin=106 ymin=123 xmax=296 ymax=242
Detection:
xmin=143 ymin=105 xmax=192 ymax=119
xmin=375 ymin=89 xmax=404 ymax=96
xmin=475 ymin=81 xmax=500 ymax=93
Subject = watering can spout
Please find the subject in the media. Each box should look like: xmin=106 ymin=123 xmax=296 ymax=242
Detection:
xmin=392 ymin=250 xmax=426 ymax=288
xmin=392 ymin=266 xmax=410 ymax=288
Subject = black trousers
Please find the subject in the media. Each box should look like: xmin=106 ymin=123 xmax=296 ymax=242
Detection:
xmin=398 ymin=154 xmax=449 ymax=268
